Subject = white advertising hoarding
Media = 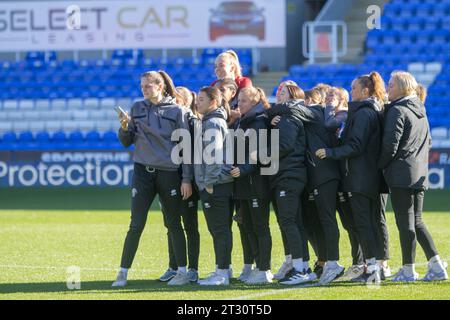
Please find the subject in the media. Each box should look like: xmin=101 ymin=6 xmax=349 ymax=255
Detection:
xmin=0 ymin=0 xmax=286 ymax=51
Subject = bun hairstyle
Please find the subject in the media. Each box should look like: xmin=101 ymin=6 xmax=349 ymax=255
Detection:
xmin=357 ymin=71 xmax=387 ymax=105
xmin=240 ymin=86 xmax=271 ymax=109
xmin=216 ymin=50 xmax=243 ymax=78
xmin=141 ymin=70 xmax=184 ymax=105
xmin=199 ymin=86 xmax=231 ymax=118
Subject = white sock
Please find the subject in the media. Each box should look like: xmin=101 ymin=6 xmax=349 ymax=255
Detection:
xmin=178 ymin=266 xmax=187 ymax=274
xmin=285 ymin=255 xmax=292 ymax=264
xmin=217 ymin=269 xmax=229 ymax=277
xmin=429 ymin=255 xmax=444 ymax=272
xmin=120 ymin=267 xmax=128 ymax=274
xmin=327 ymin=260 xmax=338 ymax=269
xmin=292 ymin=258 xmax=304 ymax=272
xmin=403 ymin=264 xmax=415 ymax=277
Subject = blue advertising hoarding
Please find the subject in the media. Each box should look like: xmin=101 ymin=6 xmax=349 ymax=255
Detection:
xmin=0 ymin=150 xmax=134 ymax=187
xmin=1 ymin=149 xmax=450 ymax=188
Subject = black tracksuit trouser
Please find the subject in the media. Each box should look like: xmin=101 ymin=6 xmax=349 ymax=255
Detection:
xmin=120 ymin=163 xmax=187 ymax=269
xmin=374 ymin=194 xmax=390 ymax=261
xmin=303 ymin=192 xmax=327 ymax=262
xmin=337 ymin=192 xmax=364 ymax=265
xmin=168 ymin=195 xmax=200 ymax=270
xmin=313 ymin=180 xmax=341 ymax=261
xmin=271 ymin=180 xmax=307 ymax=260
xmin=200 ymin=183 xmax=234 ymax=270
xmin=390 ymin=187 xmax=438 ymax=265
xmin=348 ymin=192 xmax=379 ymax=261
xmin=239 ymin=197 xmax=272 ymax=271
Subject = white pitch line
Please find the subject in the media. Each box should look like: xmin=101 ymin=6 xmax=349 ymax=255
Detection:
xmin=0 ymin=265 xmax=159 ymax=273
xmin=229 ymin=285 xmax=316 ymax=300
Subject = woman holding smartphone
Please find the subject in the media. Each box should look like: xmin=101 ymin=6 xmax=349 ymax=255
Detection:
xmin=112 ymin=70 xmax=193 ymax=287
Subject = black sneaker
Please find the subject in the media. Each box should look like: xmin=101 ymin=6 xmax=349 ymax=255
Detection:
xmin=279 ymin=270 xmax=312 ymax=285
xmin=351 ymin=269 xmax=381 ymax=284
xmin=313 ymin=262 xmax=324 ymax=278
xmin=278 ymin=268 xmax=297 ymax=283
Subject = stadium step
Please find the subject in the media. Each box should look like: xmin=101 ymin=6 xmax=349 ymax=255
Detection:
xmin=250 ymin=72 xmax=289 ymax=98
xmin=340 ymin=0 xmax=390 ymax=63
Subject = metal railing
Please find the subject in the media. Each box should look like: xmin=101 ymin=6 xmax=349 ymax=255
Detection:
xmin=302 ymin=20 xmax=347 ymax=64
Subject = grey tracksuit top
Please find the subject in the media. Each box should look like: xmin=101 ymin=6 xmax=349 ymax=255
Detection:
xmin=118 ymin=96 xmax=193 ymax=183
xmin=193 ymin=107 xmax=233 ymax=191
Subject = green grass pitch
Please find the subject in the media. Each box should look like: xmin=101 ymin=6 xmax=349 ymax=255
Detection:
xmin=0 ymin=188 xmax=449 ymax=300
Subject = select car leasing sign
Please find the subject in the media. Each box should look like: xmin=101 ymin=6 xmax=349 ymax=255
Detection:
xmin=0 ymin=0 xmax=286 ymax=51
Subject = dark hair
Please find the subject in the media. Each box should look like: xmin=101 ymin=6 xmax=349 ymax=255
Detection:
xmin=285 ymin=84 xmax=305 ymax=101
xmin=357 ymin=71 xmax=387 ymax=105
xmin=141 ymin=70 xmax=184 ymax=105
xmin=304 ymin=89 xmax=322 ymax=105
xmin=199 ymin=86 xmax=230 ymax=118
xmin=214 ymin=78 xmax=238 ymax=95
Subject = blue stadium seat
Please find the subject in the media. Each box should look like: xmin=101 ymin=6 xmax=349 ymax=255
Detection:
xmin=2 ymin=132 xmax=17 ymax=143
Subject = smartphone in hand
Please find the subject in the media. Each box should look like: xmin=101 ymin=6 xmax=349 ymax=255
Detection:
xmin=114 ymin=106 xmax=127 ymax=117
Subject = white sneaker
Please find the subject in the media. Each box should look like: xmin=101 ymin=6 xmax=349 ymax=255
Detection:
xmin=112 ymin=271 xmax=127 ymax=287
xmin=198 ymin=273 xmax=229 ymax=286
xmin=273 ymin=261 xmax=293 ymax=280
xmin=237 ymin=267 xmax=254 ymax=282
xmin=421 ymin=261 xmax=448 ymax=282
xmin=167 ymin=271 xmax=190 ymax=286
xmin=246 ymin=270 xmax=273 ymax=285
xmin=341 ymin=264 xmax=365 ymax=280
xmin=319 ymin=264 xmax=345 ymax=285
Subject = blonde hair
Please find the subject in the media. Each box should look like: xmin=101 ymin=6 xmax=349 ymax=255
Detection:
xmin=304 ymin=89 xmax=322 ymax=105
xmin=390 ymin=71 xmax=418 ymax=97
xmin=216 ymin=50 xmax=243 ymax=78
xmin=416 ymin=84 xmax=427 ymax=104
xmin=336 ymin=87 xmax=350 ymax=108
xmin=239 ymin=86 xmax=270 ymax=109
xmin=176 ymin=86 xmax=199 ymax=116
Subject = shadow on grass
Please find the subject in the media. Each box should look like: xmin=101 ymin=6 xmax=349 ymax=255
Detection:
xmin=2 ymin=188 xmax=450 ymax=212
xmin=1 ymin=278 xmax=445 ymax=295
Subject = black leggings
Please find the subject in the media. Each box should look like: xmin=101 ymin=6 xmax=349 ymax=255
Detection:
xmin=168 ymin=195 xmax=200 ymax=270
xmin=120 ymin=164 xmax=186 ymax=269
xmin=239 ymin=198 xmax=272 ymax=271
xmin=390 ymin=188 xmax=438 ymax=265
